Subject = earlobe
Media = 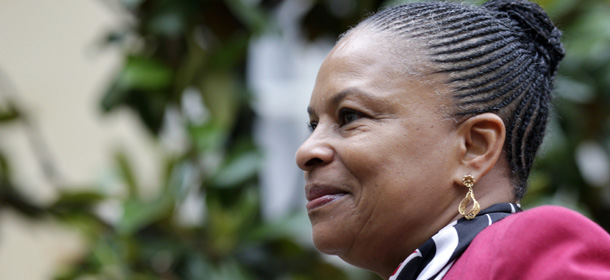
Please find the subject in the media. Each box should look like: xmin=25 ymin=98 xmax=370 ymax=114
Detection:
xmin=454 ymin=113 xmax=506 ymax=183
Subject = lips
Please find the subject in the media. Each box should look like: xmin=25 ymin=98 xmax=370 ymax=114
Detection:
xmin=306 ymin=184 xmax=348 ymax=211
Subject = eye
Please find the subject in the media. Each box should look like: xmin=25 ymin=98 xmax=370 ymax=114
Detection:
xmin=307 ymin=121 xmax=318 ymax=132
xmin=339 ymin=108 xmax=363 ymax=126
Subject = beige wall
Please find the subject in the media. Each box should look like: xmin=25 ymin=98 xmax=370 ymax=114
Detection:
xmin=0 ymin=1 xmax=157 ymax=279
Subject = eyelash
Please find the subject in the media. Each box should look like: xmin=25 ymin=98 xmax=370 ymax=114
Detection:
xmin=339 ymin=108 xmax=363 ymax=126
xmin=307 ymin=121 xmax=318 ymax=132
xmin=307 ymin=108 xmax=363 ymax=132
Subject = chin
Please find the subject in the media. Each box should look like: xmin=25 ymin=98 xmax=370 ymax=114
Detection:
xmin=311 ymin=226 xmax=351 ymax=255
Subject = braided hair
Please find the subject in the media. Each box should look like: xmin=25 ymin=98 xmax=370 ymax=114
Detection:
xmin=353 ymin=0 xmax=565 ymax=200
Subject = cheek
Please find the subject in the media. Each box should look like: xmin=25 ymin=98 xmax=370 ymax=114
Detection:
xmin=345 ymin=128 xmax=456 ymax=210
xmin=339 ymin=134 xmax=402 ymax=174
xmin=343 ymin=133 xmax=429 ymax=184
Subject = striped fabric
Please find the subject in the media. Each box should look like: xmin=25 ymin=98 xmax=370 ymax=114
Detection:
xmin=390 ymin=203 xmax=521 ymax=280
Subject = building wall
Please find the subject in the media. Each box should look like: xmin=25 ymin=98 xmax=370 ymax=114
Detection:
xmin=0 ymin=1 xmax=158 ymax=279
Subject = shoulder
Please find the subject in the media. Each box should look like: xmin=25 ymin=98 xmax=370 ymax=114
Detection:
xmin=490 ymin=205 xmax=606 ymax=237
xmin=445 ymin=206 xmax=610 ymax=280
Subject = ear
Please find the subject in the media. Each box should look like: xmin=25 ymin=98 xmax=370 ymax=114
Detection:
xmin=453 ymin=113 xmax=506 ymax=186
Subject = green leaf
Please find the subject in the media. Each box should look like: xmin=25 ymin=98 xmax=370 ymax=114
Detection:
xmin=555 ymin=75 xmax=596 ymax=103
xmin=174 ymin=37 xmax=208 ymax=99
xmin=100 ymin=80 xmax=128 ymax=112
xmin=563 ymin=3 xmax=610 ymax=59
xmin=211 ymin=151 xmax=261 ymax=188
xmin=0 ymin=150 xmax=10 ymax=179
xmin=100 ymin=56 xmax=172 ymax=114
xmin=206 ymin=200 xmax=245 ymax=258
xmin=48 ymin=191 xmax=106 ymax=222
xmin=224 ymin=0 xmax=268 ymax=35
xmin=148 ymin=9 xmax=185 ymax=36
xmin=198 ymin=72 xmax=240 ymax=130
xmin=118 ymin=56 xmax=173 ymax=91
xmin=122 ymin=0 xmax=146 ymax=10
xmin=114 ymin=151 xmax=139 ymax=198
xmin=243 ymin=213 xmax=312 ymax=250
xmin=118 ymin=195 xmax=173 ymax=235
xmin=189 ymin=121 xmax=227 ymax=154
xmin=52 ymin=191 xmax=106 ymax=208
xmin=0 ymin=104 xmax=20 ymax=123
xmin=210 ymin=259 xmax=255 ymax=280
xmin=0 ymin=179 xmax=45 ymax=218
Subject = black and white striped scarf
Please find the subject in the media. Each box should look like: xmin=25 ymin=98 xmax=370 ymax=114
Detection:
xmin=390 ymin=203 xmax=521 ymax=280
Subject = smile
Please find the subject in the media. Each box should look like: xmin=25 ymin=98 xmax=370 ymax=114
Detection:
xmin=306 ymin=185 xmax=349 ymax=211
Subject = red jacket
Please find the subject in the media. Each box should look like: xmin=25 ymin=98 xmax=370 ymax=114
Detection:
xmin=444 ymin=206 xmax=610 ymax=279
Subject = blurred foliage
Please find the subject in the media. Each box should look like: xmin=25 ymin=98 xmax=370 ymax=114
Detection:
xmin=1 ymin=0 xmax=380 ymax=279
xmin=519 ymin=0 xmax=610 ymax=226
xmin=0 ymin=0 xmax=609 ymax=279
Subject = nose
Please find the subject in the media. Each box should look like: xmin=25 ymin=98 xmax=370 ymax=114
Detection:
xmin=295 ymin=128 xmax=334 ymax=172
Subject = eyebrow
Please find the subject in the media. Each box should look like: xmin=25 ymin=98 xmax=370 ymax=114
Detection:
xmin=307 ymin=88 xmax=381 ymax=116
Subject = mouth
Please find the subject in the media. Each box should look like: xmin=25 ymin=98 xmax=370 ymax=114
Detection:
xmin=306 ymin=184 xmax=349 ymax=211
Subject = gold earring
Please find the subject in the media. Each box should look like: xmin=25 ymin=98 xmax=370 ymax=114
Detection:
xmin=459 ymin=175 xmax=480 ymax=220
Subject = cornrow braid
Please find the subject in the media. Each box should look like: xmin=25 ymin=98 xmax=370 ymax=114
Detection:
xmin=354 ymin=0 xmax=564 ymax=200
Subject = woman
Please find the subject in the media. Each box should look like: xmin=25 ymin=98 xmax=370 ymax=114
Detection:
xmin=295 ymin=0 xmax=610 ymax=279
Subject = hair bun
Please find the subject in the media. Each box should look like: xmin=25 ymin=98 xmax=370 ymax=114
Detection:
xmin=483 ymin=0 xmax=565 ymax=76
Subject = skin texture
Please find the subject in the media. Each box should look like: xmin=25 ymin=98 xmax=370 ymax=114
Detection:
xmin=295 ymin=28 xmax=516 ymax=279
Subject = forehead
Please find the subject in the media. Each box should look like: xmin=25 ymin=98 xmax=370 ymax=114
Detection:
xmin=329 ymin=29 xmax=427 ymax=76
xmin=310 ymin=28 xmax=448 ymax=113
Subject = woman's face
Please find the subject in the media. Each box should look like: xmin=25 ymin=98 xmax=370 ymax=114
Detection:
xmin=295 ymin=30 xmax=463 ymax=274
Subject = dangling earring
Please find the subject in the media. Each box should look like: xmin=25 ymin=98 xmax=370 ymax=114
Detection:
xmin=459 ymin=174 xmax=480 ymax=220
